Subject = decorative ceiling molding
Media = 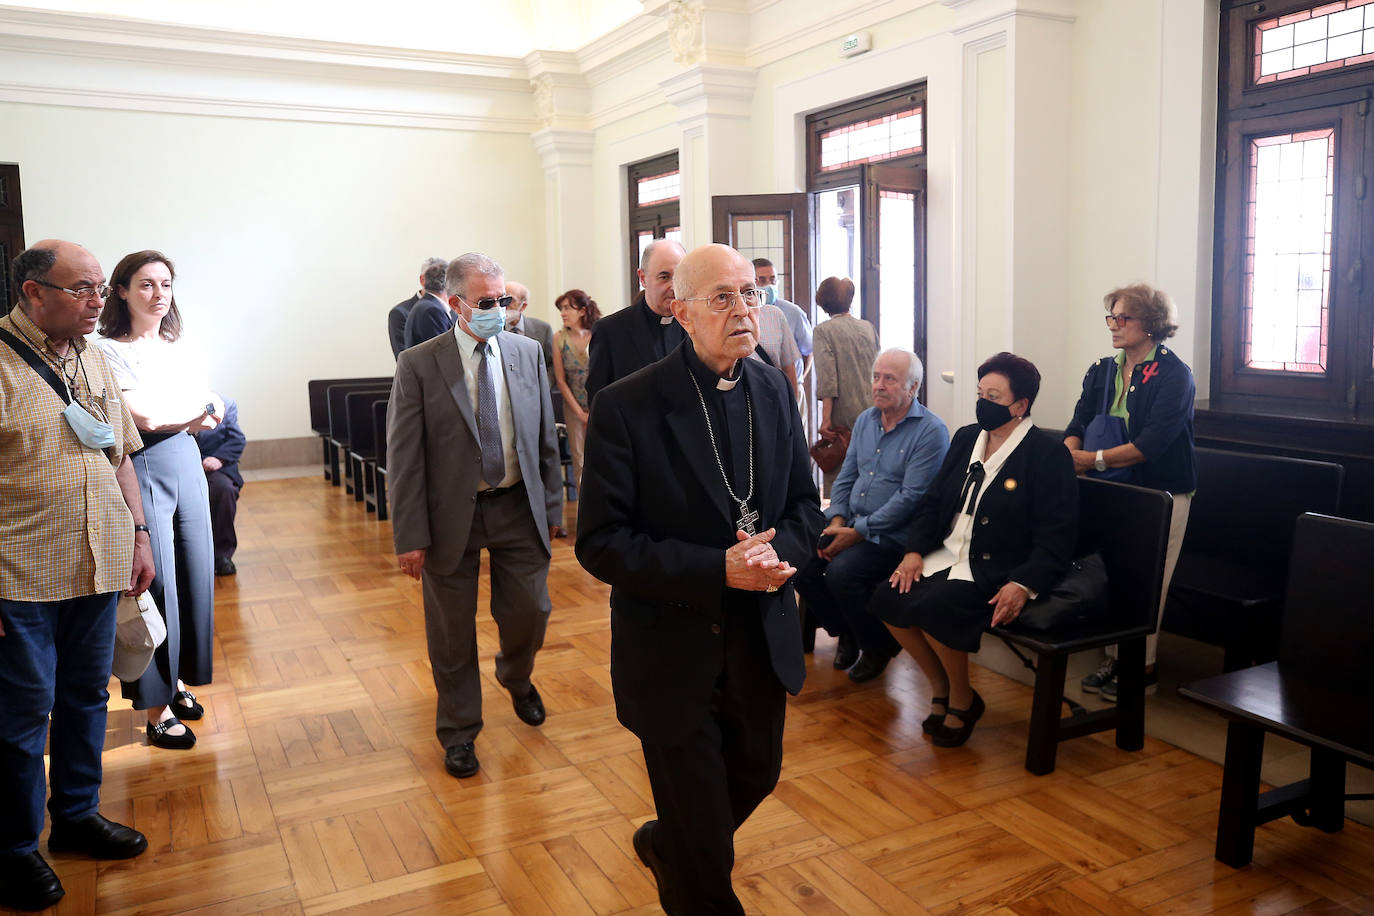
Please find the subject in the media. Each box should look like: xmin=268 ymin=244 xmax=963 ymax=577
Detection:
xmin=0 ymin=5 xmax=530 ymax=79
xmin=0 ymin=78 xmax=537 ymax=132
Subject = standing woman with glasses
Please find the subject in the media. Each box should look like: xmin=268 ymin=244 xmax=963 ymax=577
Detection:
xmin=92 ymin=251 xmax=220 ymax=750
xmin=1063 ymin=284 xmax=1196 ymax=701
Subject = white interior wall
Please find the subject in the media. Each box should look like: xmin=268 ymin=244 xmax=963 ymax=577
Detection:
xmin=1 ymin=103 xmax=544 ymax=440
xmin=2 ymin=0 xmax=1223 ymax=446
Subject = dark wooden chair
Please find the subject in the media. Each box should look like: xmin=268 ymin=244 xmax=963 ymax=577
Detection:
xmin=989 ymin=476 xmax=1173 ymax=775
xmin=365 ymin=399 xmax=389 ymax=521
xmin=327 ymin=383 xmax=391 ymax=493
xmin=346 ymin=390 xmax=391 ymax=507
xmin=550 ymin=388 xmax=576 ymax=503
xmin=1180 ymin=512 xmax=1374 ymax=867
xmin=1163 ymin=448 xmax=1343 ymax=670
xmin=308 ymin=377 xmax=390 ymax=484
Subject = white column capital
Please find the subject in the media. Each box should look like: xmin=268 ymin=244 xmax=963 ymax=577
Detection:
xmin=659 ymin=64 xmax=756 ymax=126
xmin=531 ymin=128 xmax=595 ymax=172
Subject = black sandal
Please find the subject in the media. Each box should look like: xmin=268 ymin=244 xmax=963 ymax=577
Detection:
xmin=922 ymin=696 xmax=949 ymax=735
xmin=931 ymin=689 xmax=985 ymax=748
xmin=171 ymin=689 xmax=204 ymax=720
xmin=147 ymin=717 xmax=196 ymax=750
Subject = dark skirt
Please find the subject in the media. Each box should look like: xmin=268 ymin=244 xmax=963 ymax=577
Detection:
xmin=866 ymin=567 xmax=994 ymax=653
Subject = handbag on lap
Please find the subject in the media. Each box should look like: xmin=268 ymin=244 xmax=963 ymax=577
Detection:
xmin=1083 ymin=365 xmax=1134 ymax=482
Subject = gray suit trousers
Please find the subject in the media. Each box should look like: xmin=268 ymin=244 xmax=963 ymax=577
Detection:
xmin=419 ymin=486 xmax=551 ymax=750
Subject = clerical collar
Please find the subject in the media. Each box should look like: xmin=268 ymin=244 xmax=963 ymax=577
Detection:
xmin=659 ymin=316 xmax=674 ymax=325
xmin=683 ymin=340 xmax=742 ymax=392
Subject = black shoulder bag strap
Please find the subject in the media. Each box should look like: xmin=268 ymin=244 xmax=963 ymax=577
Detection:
xmin=0 ymin=326 xmax=72 ymax=404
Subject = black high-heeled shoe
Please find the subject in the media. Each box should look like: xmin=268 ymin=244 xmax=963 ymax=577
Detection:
xmin=921 ymin=696 xmax=949 ymax=735
xmin=931 ymin=689 xmax=985 ymax=748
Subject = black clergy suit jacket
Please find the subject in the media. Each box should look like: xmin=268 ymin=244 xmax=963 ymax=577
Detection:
xmin=388 ymin=292 xmax=419 ymax=360
xmin=575 ymin=344 xmax=823 ymax=746
xmin=585 ymin=292 xmax=657 ymax=407
xmin=402 ymin=293 xmax=453 ymax=350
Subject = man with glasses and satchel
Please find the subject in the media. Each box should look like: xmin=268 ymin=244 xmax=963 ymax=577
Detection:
xmin=576 ymin=244 xmax=822 ymax=915
xmin=1 ymin=240 xmax=156 ymax=911
xmin=388 ymin=252 xmax=562 ymax=781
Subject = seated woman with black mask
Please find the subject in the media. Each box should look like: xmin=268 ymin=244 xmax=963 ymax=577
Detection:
xmin=867 ymin=352 xmax=1078 ymax=748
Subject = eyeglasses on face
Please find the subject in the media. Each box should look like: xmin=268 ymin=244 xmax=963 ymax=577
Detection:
xmin=34 ymin=280 xmax=112 ymax=301
xmin=462 ymin=295 xmax=515 ymax=311
xmin=1104 ymin=314 xmax=1139 ymax=328
xmin=682 ymin=289 xmax=764 ymax=312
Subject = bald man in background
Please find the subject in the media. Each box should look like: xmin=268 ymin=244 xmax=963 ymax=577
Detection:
xmin=504 ymin=281 xmax=554 ymax=373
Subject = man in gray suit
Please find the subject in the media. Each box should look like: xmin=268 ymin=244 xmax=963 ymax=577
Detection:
xmin=388 ymin=252 xmax=563 ymax=780
xmin=503 ymin=280 xmax=554 ymax=372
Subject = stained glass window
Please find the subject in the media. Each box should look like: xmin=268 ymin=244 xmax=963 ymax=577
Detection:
xmin=636 ymin=171 xmax=680 ymax=207
xmin=1254 ymin=1 xmax=1374 ymax=84
xmin=819 ymin=108 xmax=923 ymax=172
xmin=1243 ymin=128 xmax=1335 ymax=373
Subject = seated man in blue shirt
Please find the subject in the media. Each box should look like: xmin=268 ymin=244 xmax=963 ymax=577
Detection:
xmin=796 ymin=348 xmax=949 ymax=683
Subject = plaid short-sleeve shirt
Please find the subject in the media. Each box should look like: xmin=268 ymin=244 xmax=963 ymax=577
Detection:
xmin=0 ymin=307 xmax=143 ymax=601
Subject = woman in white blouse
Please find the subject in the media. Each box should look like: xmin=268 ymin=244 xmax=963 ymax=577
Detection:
xmin=93 ymin=250 xmax=220 ymax=751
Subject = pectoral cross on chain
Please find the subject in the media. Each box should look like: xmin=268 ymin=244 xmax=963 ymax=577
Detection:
xmin=736 ymin=501 xmax=759 ymax=536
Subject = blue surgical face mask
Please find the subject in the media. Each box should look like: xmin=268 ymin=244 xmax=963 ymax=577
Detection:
xmin=762 ymin=284 xmax=778 ymax=305
xmin=63 ymin=399 xmax=116 ymax=450
xmin=466 ymin=305 xmax=507 ymax=340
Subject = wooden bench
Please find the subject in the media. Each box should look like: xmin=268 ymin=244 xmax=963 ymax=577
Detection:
xmin=365 ymin=399 xmax=389 ymax=521
xmin=1180 ymin=512 xmax=1374 ymax=867
xmin=327 ymin=383 xmax=391 ymax=494
xmin=308 ymin=377 xmax=391 ymax=483
xmin=990 ymin=476 xmax=1173 ymax=775
xmin=345 ymin=390 xmax=391 ymax=508
xmin=1163 ymin=448 xmax=1343 ymax=671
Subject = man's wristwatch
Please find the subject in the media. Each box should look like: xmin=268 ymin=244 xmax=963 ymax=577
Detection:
xmin=134 ymin=524 xmax=150 ymax=535
xmin=1093 ymin=449 xmax=1107 ymax=473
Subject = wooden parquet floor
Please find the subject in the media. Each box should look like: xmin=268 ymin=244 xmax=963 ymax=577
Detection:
xmin=15 ymin=476 xmax=1374 ymax=915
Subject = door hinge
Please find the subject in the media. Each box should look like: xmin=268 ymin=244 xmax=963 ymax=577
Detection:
xmin=1359 ymin=97 xmax=1371 ymax=117
xmin=1220 ymin=147 xmax=1229 ymax=167
xmin=1348 ymin=381 xmax=1358 ymax=410
xmin=1356 ymin=175 xmax=1367 ymax=200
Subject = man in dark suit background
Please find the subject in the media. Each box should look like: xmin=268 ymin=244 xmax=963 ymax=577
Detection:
xmin=196 ymin=395 xmax=246 ymax=576
xmin=400 ymin=258 xmax=456 ymax=351
xmin=576 ymin=244 xmax=822 ymax=914
xmin=503 ymin=280 xmax=554 ymax=373
xmin=584 ymin=239 xmax=685 ymax=405
xmin=389 ymin=257 xmax=447 ymax=359
xmin=388 ymin=252 xmax=563 ymax=781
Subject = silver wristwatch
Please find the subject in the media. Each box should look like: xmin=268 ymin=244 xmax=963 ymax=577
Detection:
xmin=1094 ymin=449 xmax=1107 ymax=473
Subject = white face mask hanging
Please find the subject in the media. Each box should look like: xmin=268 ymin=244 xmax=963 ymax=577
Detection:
xmin=63 ymin=398 xmax=116 ymax=451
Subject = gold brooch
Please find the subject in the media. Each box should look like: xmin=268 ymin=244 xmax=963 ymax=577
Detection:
xmin=1003 ymin=478 xmax=1018 ymax=491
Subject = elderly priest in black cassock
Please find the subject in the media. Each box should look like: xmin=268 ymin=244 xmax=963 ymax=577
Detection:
xmin=576 ymin=243 xmax=822 ymax=915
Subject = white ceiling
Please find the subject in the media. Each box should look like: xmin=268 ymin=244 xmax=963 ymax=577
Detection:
xmin=14 ymin=0 xmax=645 ymax=56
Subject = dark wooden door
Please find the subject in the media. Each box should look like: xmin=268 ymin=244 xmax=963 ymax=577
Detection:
xmin=711 ymin=193 xmax=813 ymax=311
xmin=860 ymin=164 xmax=926 ymax=369
xmin=0 ymin=164 xmax=24 ymax=314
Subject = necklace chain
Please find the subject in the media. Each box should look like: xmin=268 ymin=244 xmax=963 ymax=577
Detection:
xmin=686 ymin=369 xmax=755 ymax=522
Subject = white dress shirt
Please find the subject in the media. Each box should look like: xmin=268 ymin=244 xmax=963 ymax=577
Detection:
xmin=453 ymin=325 xmax=521 ymax=488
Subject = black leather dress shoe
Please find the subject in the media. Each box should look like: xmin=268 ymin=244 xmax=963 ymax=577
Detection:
xmin=48 ymin=814 xmax=148 ymax=859
xmin=0 ymin=852 xmax=64 ymax=911
xmin=214 ymin=557 xmax=237 ymax=576
xmin=511 ymin=685 xmax=546 ymax=727
xmin=848 ymin=651 xmax=892 ymax=684
xmin=632 ymin=820 xmax=675 ymax=914
xmin=444 ymin=742 xmax=480 ymax=778
xmin=832 ymin=633 xmax=859 ymax=670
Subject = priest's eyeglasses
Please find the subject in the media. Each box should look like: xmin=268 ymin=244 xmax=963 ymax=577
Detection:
xmin=682 ymin=289 xmax=764 ymax=311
